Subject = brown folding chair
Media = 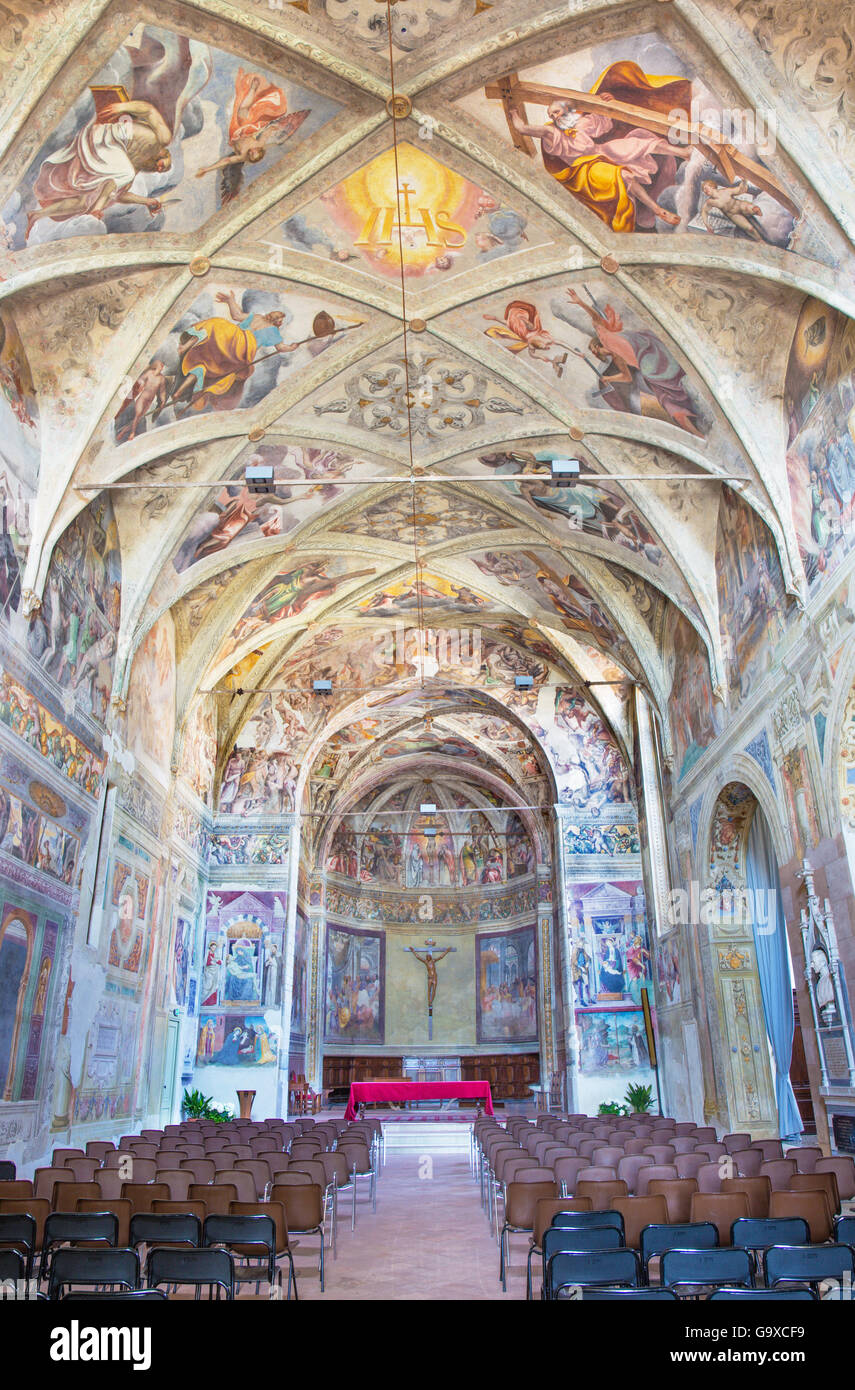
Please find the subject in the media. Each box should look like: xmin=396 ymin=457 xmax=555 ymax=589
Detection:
xmin=51 ymin=1149 xmax=85 ymax=1167
xmin=610 ymin=1194 xmax=667 ymax=1251
xmin=689 ymin=1191 xmax=750 ymax=1244
xmin=153 ymin=1169 xmax=194 ymax=1203
xmin=76 ymin=1197 xmax=133 ymax=1246
xmin=574 ymin=1178 xmax=627 ymax=1208
xmin=815 ymin=1157 xmax=855 ymax=1202
xmin=500 ymin=1180 xmax=556 ymax=1292
xmin=229 ymin=1200 xmax=298 ymax=1299
xmin=152 ymin=1199 xmax=208 ymax=1225
xmin=790 ymin=1170 xmax=840 ymax=1215
xmin=760 ymin=1158 xmax=797 ymax=1191
xmin=0 ymin=1181 xmax=34 ymax=1200
xmin=636 ymin=1164 xmax=677 ymax=1196
xmin=189 ymin=1184 xmax=238 ymax=1217
xmin=721 ymin=1175 xmax=771 ymax=1220
xmin=51 ymin=1182 xmax=102 ymax=1213
xmin=646 ymin=1177 xmax=698 ymax=1225
xmin=180 ymin=1159 xmax=216 ymax=1186
xmin=234 ymin=1160 xmax=272 ymax=1201
xmin=33 ymin=1168 xmax=75 ymax=1204
xmin=270 ymin=1181 xmax=326 ymax=1291
xmin=769 ymin=1189 xmax=832 ymax=1243
xmin=120 ymin=1182 xmax=170 ymax=1215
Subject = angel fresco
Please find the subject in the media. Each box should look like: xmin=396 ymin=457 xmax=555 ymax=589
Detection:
xmin=195 ymin=70 xmax=309 ymax=201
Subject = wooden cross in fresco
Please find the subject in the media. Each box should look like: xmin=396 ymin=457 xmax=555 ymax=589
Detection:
xmin=403 ymin=939 xmax=457 ymax=1041
xmin=484 ymin=73 xmax=798 ymax=216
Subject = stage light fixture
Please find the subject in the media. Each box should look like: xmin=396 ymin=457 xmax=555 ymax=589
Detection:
xmin=245 ymin=464 xmax=275 ymax=493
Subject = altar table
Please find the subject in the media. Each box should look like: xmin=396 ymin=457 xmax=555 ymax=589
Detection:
xmin=344 ymin=1080 xmax=494 ymax=1121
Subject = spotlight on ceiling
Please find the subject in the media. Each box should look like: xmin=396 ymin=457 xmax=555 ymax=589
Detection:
xmin=245 ymin=464 xmax=275 ymax=494
xmin=312 ymin=679 xmax=333 ymax=693
xmin=550 ymin=458 xmax=581 ymax=488
xmin=515 ymin=675 xmax=534 ymax=689
xmin=419 ymin=802 xmax=437 ymax=814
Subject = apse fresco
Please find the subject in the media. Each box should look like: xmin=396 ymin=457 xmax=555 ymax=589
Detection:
xmin=785 ymin=298 xmax=855 ymax=590
xmin=476 ymin=925 xmax=538 ymax=1044
xmin=473 ymin=279 xmax=709 ymax=436
xmin=459 ymin=32 xmax=798 ymax=245
xmin=668 ymin=614 xmax=723 ymax=779
xmin=715 ymin=489 xmax=789 ymax=706
xmin=26 ymin=496 xmax=121 ymax=725
xmin=113 ymin=281 xmax=364 ymax=441
xmin=324 ymin=923 xmax=384 ymax=1043
xmin=172 ymin=445 xmax=373 ymax=574
xmin=324 ymin=806 xmax=534 ymax=888
xmin=5 ymin=23 xmax=340 ymax=249
xmin=276 ymin=142 xmax=547 ymax=281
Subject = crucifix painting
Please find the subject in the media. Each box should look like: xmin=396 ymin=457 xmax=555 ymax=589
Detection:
xmin=404 ymin=938 xmax=456 ymax=1040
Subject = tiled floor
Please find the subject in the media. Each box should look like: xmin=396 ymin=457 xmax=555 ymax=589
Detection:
xmin=281 ymin=1142 xmax=527 ymax=1301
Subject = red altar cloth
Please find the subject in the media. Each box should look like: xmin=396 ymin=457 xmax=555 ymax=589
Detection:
xmin=343 ymin=1080 xmax=494 ymax=1121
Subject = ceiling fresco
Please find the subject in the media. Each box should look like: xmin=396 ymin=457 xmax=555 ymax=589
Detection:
xmin=0 ymin=0 xmax=852 ymax=810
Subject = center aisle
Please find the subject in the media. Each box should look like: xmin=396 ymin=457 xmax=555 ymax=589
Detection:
xmin=293 ymin=1141 xmax=520 ymax=1301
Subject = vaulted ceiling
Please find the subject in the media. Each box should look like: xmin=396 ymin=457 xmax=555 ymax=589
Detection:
xmin=2 ymin=0 xmax=852 ymax=811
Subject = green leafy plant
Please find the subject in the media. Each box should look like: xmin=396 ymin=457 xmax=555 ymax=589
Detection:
xmin=624 ymin=1083 xmax=653 ymax=1114
xmin=598 ymin=1100 xmax=629 ymax=1116
xmin=182 ymin=1088 xmax=231 ymax=1122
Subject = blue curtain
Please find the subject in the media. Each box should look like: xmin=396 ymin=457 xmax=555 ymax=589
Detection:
xmin=745 ymin=812 xmax=804 ymax=1139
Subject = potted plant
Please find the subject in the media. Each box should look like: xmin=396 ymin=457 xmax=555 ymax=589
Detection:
xmin=182 ymin=1087 xmax=212 ymax=1121
xmin=598 ymin=1099 xmax=629 ymax=1117
xmin=624 ymin=1082 xmax=653 ymax=1114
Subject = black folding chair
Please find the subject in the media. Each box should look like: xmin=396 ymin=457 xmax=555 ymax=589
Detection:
xmin=48 ymin=1247 xmax=139 ymax=1300
xmin=709 ymin=1286 xmax=816 ymax=1301
xmin=202 ymin=1215 xmax=278 ymax=1296
xmin=546 ymin=1248 xmax=640 ymax=1300
xmin=129 ymin=1213 xmax=201 ymax=1255
xmin=40 ymin=1211 xmax=119 ymax=1283
xmin=64 ymin=1289 xmax=168 ymax=1301
xmin=661 ymin=1246 xmax=753 ymax=1297
xmin=640 ymin=1222 xmax=718 ymax=1285
xmin=0 ymin=1248 xmax=26 ymax=1289
xmin=582 ymin=1286 xmax=679 ymax=1301
xmin=0 ymin=1161 xmax=16 ymax=1181
xmin=146 ymin=1247 xmax=234 ymax=1300
xmin=766 ymin=1243 xmax=855 ymax=1296
xmin=541 ymin=1224 xmax=624 ymax=1297
xmin=0 ymin=1213 xmax=36 ymax=1281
